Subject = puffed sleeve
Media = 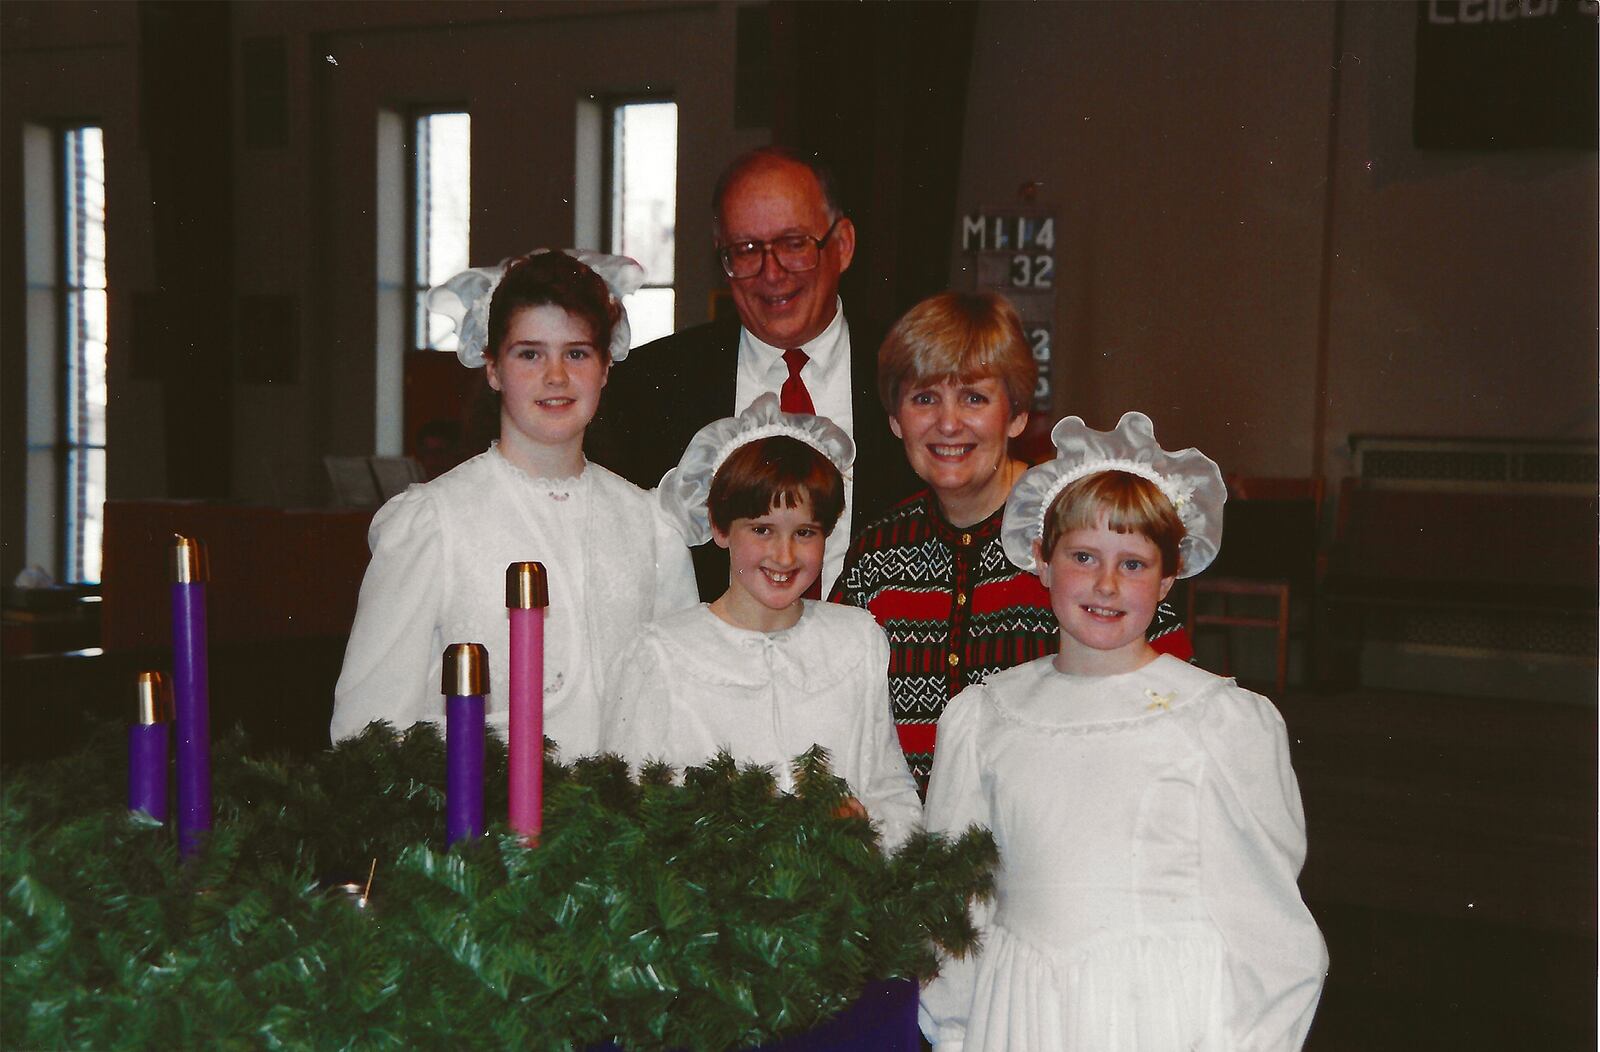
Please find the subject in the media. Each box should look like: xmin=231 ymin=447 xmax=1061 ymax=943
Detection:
xmin=917 ymin=686 xmax=994 ymax=1052
xmin=650 ymin=499 xmax=699 ymax=618
xmin=852 ymin=625 xmax=922 ymax=853
xmin=599 ymin=628 xmax=673 ymax=771
xmin=330 ymin=488 xmax=445 ymax=744
xmin=1192 ymin=688 xmax=1328 ymax=1050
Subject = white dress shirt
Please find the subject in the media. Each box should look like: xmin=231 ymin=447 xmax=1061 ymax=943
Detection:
xmin=734 ymin=298 xmax=856 ymax=595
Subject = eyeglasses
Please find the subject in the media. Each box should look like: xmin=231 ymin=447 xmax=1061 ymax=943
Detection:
xmin=717 ymin=218 xmax=843 ymax=279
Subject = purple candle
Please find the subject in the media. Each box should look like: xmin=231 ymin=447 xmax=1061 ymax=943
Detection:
xmin=128 ymin=671 xmax=172 ymax=821
xmin=170 ymin=535 xmax=211 ymax=856
xmin=506 ymin=562 xmax=548 ymax=843
xmin=443 ymin=642 xmax=488 ymax=846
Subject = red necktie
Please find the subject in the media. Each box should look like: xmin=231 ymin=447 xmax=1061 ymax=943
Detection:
xmin=780 ymin=349 xmax=815 ymax=416
xmin=780 ymin=348 xmax=821 ymax=598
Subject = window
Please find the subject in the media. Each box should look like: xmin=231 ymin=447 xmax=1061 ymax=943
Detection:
xmin=25 ymin=125 xmax=106 ymax=584
xmin=608 ymin=100 xmax=677 ymax=347
xmin=62 ymin=127 xmax=107 ymax=583
xmin=411 ymin=110 xmax=470 ymax=352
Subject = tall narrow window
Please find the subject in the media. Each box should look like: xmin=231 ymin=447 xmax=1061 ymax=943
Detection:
xmin=62 ymin=126 xmax=107 ymax=583
xmin=412 ymin=110 xmax=470 ymax=352
xmin=608 ymin=100 xmax=676 ymax=347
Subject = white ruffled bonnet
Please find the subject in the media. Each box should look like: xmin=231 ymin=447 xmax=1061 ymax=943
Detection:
xmin=657 ymin=393 xmax=856 ymax=546
xmin=1001 ymin=411 xmax=1225 ymax=579
xmin=425 ymin=249 xmax=646 ymax=367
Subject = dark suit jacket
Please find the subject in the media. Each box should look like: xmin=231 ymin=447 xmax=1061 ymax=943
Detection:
xmin=588 ymin=310 xmax=919 ymax=599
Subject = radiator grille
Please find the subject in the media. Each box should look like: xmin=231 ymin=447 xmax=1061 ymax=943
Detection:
xmin=1353 ymin=438 xmax=1596 ymax=493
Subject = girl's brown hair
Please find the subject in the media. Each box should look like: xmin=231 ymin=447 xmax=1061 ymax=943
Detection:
xmin=709 ymin=436 xmax=845 ymax=536
xmin=485 ymin=251 xmax=619 ymax=363
xmin=465 ymin=252 xmax=619 ymax=452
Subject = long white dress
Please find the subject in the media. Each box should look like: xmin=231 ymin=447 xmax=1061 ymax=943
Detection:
xmin=330 ymin=446 xmax=698 ymax=755
xmin=920 ymin=654 xmax=1327 ymax=1052
xmin=601 ymin=601 xmax=923 ymax=852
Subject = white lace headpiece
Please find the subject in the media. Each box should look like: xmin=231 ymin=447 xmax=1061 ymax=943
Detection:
xmin=657 ymin=393 xmax=856 ymax=546
xmin=1002 ymin=411 xmax=1225 ymax=579
xmin=425 ymin=249 xmax=646 ymax=368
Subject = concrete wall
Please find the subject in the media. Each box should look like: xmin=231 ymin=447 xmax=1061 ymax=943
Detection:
xmin=953 ymin=1 xmax=1597 ymax=480
xmin=2 ymin=1 xmax=753 ymax=582
xmin=1 ymin=3 xmax=161 ymax=581
xmin=4 ymin=1 xmax=1595 ymax=584
xmin=1322 ymin=1 xmax=1597 ymax=479
xmin=233 ymin=1 xmax=748 ymax=507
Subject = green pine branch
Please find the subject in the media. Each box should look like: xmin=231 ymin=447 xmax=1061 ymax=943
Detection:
xmin=2 ymin=721 xmax=995 ymax=1051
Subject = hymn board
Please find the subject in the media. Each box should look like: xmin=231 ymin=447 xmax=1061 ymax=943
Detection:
xmin=959 ymin=207 xmax=1057 ymax=414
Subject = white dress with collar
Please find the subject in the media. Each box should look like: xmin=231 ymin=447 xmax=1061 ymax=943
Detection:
xmin=601 ymin=601 xmax=923 ymax=852
xmin=331 ymin=446 xmax=698 ymax=754
xmin=919 ymin=654 xmax=1327 ymax=1052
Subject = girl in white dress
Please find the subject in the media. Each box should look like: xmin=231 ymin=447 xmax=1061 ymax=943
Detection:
xmin=603 ymin=395 xmax=922 ymax=851
xmin=920 ymin=412 xmax=1327 ymax=1052
xmin=331 ymin=250 xmax=697 ymax=753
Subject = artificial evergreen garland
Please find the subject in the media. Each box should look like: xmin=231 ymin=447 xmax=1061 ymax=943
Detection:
xmin=2 ymin=723 xmax=996 ymax=1051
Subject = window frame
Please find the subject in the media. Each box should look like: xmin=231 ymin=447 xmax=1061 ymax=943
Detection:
xmin=52 ymin=122 xmax=107 ymax=584
xmin=405 ymin=105 xmax=471 ymax=354
xmin=601 ymin=94 xmax=677 ymax=341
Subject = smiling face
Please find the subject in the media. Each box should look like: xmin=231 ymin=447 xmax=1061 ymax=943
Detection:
xmin=717 ymin=157 xmax=855 ymax=350
xmin=890 ymin=376 xmax=1027 ymax=522
xmin=711 ymin=495 xmax=826 ymax=632
xmin=485 ymin=304 xmax=608 ymax=469
xmin=1035 ymin=517 xmax=1176 ymax=676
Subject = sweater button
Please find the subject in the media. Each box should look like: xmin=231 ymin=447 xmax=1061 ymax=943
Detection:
xmin=947 ymin=653 xmax=960 ymax=667
xmin=955 ymin=591 xmax=967 ymax=606
xmin=960 ymin=532 xmax=973 ymax=546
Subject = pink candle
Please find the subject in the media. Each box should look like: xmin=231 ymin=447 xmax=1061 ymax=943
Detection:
xmin=506 ymin=562 xmax=548 ymax=843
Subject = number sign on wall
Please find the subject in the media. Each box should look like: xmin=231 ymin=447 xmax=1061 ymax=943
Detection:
xmin=959 ymin=209 xmax=1058 ymax=413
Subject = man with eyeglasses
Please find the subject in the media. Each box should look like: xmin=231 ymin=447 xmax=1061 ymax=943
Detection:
xmin=592 ymin=146 xmax=916 ymax=600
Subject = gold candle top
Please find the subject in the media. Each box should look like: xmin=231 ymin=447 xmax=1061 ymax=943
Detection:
xmin=442 ymin=642 xmax=489 ymax=696
xmin=506 ymin=561 xmax=549 ymax=610
xmin=136 ymin=670 xmax=174 ymax=724
xmin=171 ymin=534 xmax=209 ymax=583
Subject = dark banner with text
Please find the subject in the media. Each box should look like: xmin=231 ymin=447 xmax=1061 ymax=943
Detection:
xmin=1415 ymin=0 xmax=1598 ymax=149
